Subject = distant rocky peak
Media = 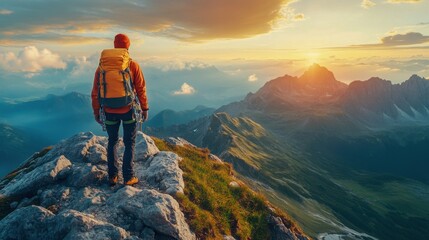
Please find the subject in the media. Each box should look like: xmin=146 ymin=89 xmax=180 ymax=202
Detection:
xmin=348 ymin=77 xmax=392 ymax=92
xmin=403 ymin=74 xmax=428 ymax=87
xmin=366 ymin=77 xmax=390 ymax=84
xmin=408 ymin=74 xmax=426 ymax=81
xmin=300 ymin=64 xmax=342 ymax=86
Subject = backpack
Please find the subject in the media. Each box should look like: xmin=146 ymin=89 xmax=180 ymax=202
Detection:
xmin=97 ymin=48 xmax=135 ymax=108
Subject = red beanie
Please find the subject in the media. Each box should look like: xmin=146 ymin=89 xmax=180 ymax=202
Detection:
xmin=114 ymin=33 xmax=130 ymax=49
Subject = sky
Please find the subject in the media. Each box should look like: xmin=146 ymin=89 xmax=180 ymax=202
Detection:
xmin=0 ymin=0 xmax=428 ymax=109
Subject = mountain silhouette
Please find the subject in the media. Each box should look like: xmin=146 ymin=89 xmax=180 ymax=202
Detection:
xmin=245 ymin=64 xmax=347 ymax=111
xmin=342 ymin=74 xmax=429 ymax=125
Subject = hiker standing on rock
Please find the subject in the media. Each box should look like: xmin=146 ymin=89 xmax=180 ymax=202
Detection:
xmin=91 ymin=33 xmax=149 ymax=186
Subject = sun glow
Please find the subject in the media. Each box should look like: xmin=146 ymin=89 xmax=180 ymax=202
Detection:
xmin=305 ymin=52 xmax=321 ymax=65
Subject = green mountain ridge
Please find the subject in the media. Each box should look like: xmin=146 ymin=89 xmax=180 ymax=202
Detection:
xmin=149 ymin=112 xmax=429 ymax=239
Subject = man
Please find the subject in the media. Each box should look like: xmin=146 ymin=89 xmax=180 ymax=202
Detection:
xmin=91 ymin=33 xmax=149 ymax=186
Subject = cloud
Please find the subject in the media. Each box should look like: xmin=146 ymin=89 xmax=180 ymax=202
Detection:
xmin=387 ymin=0 xmax=422 ymax=3
xmin=381 ymin=32 xmax=429 ymax=46
xmin=373 ymin=59 xmax=429 ymax=72
xmin=0 ymin=9 xmax=13 ymax=15
xmin=173 ymin=83 xmax=196 ymax=95
xmin=248 ymin=74 xmax=258 ymax=82
xmin=156 ymin=60 xmax=211 ymax=72
xmin=293 ymin=13 xmax=305 ymax=21
xmin=0 ymin=0 xmax=294 ymax=43
xmin=360 ymin=0 xmax=421 ymax=9
xmin=0 ymin=46 xmax=66 ymax=75
xmin=0 ymin=32 xmax=107 ymax=46
xmin=376 ymin=67 xmax=400 ymax=72
xmin=361 ymin=0 xmax=376 ymax=8
xmin=70 ymin=56 xmax=96 ymax=76
xmin=346 ymin=32 xmax=429 ymax=48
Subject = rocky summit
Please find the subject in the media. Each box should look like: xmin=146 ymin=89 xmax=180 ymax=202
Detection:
xmin=0 ymin=132 xmax=308 ymax=240
xmin=0 ymin=132 xmax=193 ymax=240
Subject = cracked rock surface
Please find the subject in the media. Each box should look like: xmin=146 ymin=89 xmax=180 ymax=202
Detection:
xmin=0 ymin=132 xmax=195 ymax=240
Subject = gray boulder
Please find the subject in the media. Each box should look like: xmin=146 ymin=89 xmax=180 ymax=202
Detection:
xmin=0 ymin=155 xmax=71 ymax=197
xmin=0 ymin=205 xmax=131 ymax=240
xmin=135 ymin=132 xmax=160 ymax=160
xmin=117 ymin=132 xmax=160 ymax=162
xmin=36 ymin=132 xmax=100 ymax=166
xmin=268 ymin=215 xmax=309 ymax=240
xmin=142 ymin=151 xmax=184 ymax=195
xmin=52 ymin=209 xmax=130 ymax=240
xmin=165 ymin=137 xmax=196 ymax=148
xmin=87 ymin=143 xmax=108 ymax=164
xmin=0 ymin=205 xmax=54 ymax=240
xmin=209 ymin=153 xmax=223 ymax=163
xmin=141 ymin=227 xmax=156 ymax=240
xmin=223 ymin=236 xmax=237 ymax=240
xmin=111 ymin=186 xmax=195 ymax=240
xmin=68 ymin=164 xmax=107 ymax=188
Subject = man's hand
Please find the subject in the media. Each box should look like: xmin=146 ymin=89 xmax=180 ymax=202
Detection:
xmin=142 ymin=110 xmax=148 ymax=122
xmin=95 ymin=114 xmax=103 ymax=124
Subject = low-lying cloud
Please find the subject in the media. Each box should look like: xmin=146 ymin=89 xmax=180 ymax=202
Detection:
xmin=248 ymin=74 xmax=258 ymax=82
xmin=0 ymin=46 xmax=66 ymax=75
xmin=0 ymin=9 xmax=13 ymax=15
xmin=173 ymin=83 xmax=196 ymax=95
xmin=156 ymin=60 xmax=211 ymax=72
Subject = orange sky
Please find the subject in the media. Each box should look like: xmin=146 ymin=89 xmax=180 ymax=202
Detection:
xmin=1 ymin=0 xmax=428 ymax=83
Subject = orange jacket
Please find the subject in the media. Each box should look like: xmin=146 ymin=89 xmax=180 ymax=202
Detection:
xmin=91 ymin=60 xmax=149 ymax=116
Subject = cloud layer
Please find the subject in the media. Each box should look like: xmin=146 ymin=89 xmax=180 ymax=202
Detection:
xmin=387 ymin=0 xmax=421 ymax=3
xmin=0 ymin=0 xmax=293 ymax=44
xmin=0 ymin=46 xmax=66 ymax=75
xmin=361 ymin=0 xmax=422 ymax=8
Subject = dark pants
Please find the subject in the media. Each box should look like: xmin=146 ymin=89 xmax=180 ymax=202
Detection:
xmin=105 ymin=110 xmax=137 ymax=181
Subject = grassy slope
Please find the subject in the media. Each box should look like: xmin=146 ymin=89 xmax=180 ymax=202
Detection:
xmin=153 ymin=137 xmax=307 ymax=240
xmin=204 ymin=113 xmax=429 ymax=239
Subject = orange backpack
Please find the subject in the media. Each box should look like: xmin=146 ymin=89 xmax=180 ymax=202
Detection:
xmin=97 ymin=48 xmax=135 ymax=108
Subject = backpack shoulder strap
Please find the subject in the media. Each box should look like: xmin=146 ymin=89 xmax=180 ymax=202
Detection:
xmin=97 ymin=65 xmax=107 ymax=107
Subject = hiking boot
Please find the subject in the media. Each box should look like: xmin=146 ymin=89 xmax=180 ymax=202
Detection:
xmin=125 ymin=177 xmax=139 ymax=186
xmin=109 ymin=175 xmax=118 ymax=186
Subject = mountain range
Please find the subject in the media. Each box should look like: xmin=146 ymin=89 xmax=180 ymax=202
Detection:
xmin=0 ymin=93 xmax=214 ymax=178
xmin=1 ymin=64 xmax=428 ymax=239
xmin=148 ymin=64 xmax=429 ymax=239
xmin=144 ymin=105 xmax=215 ymax=129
